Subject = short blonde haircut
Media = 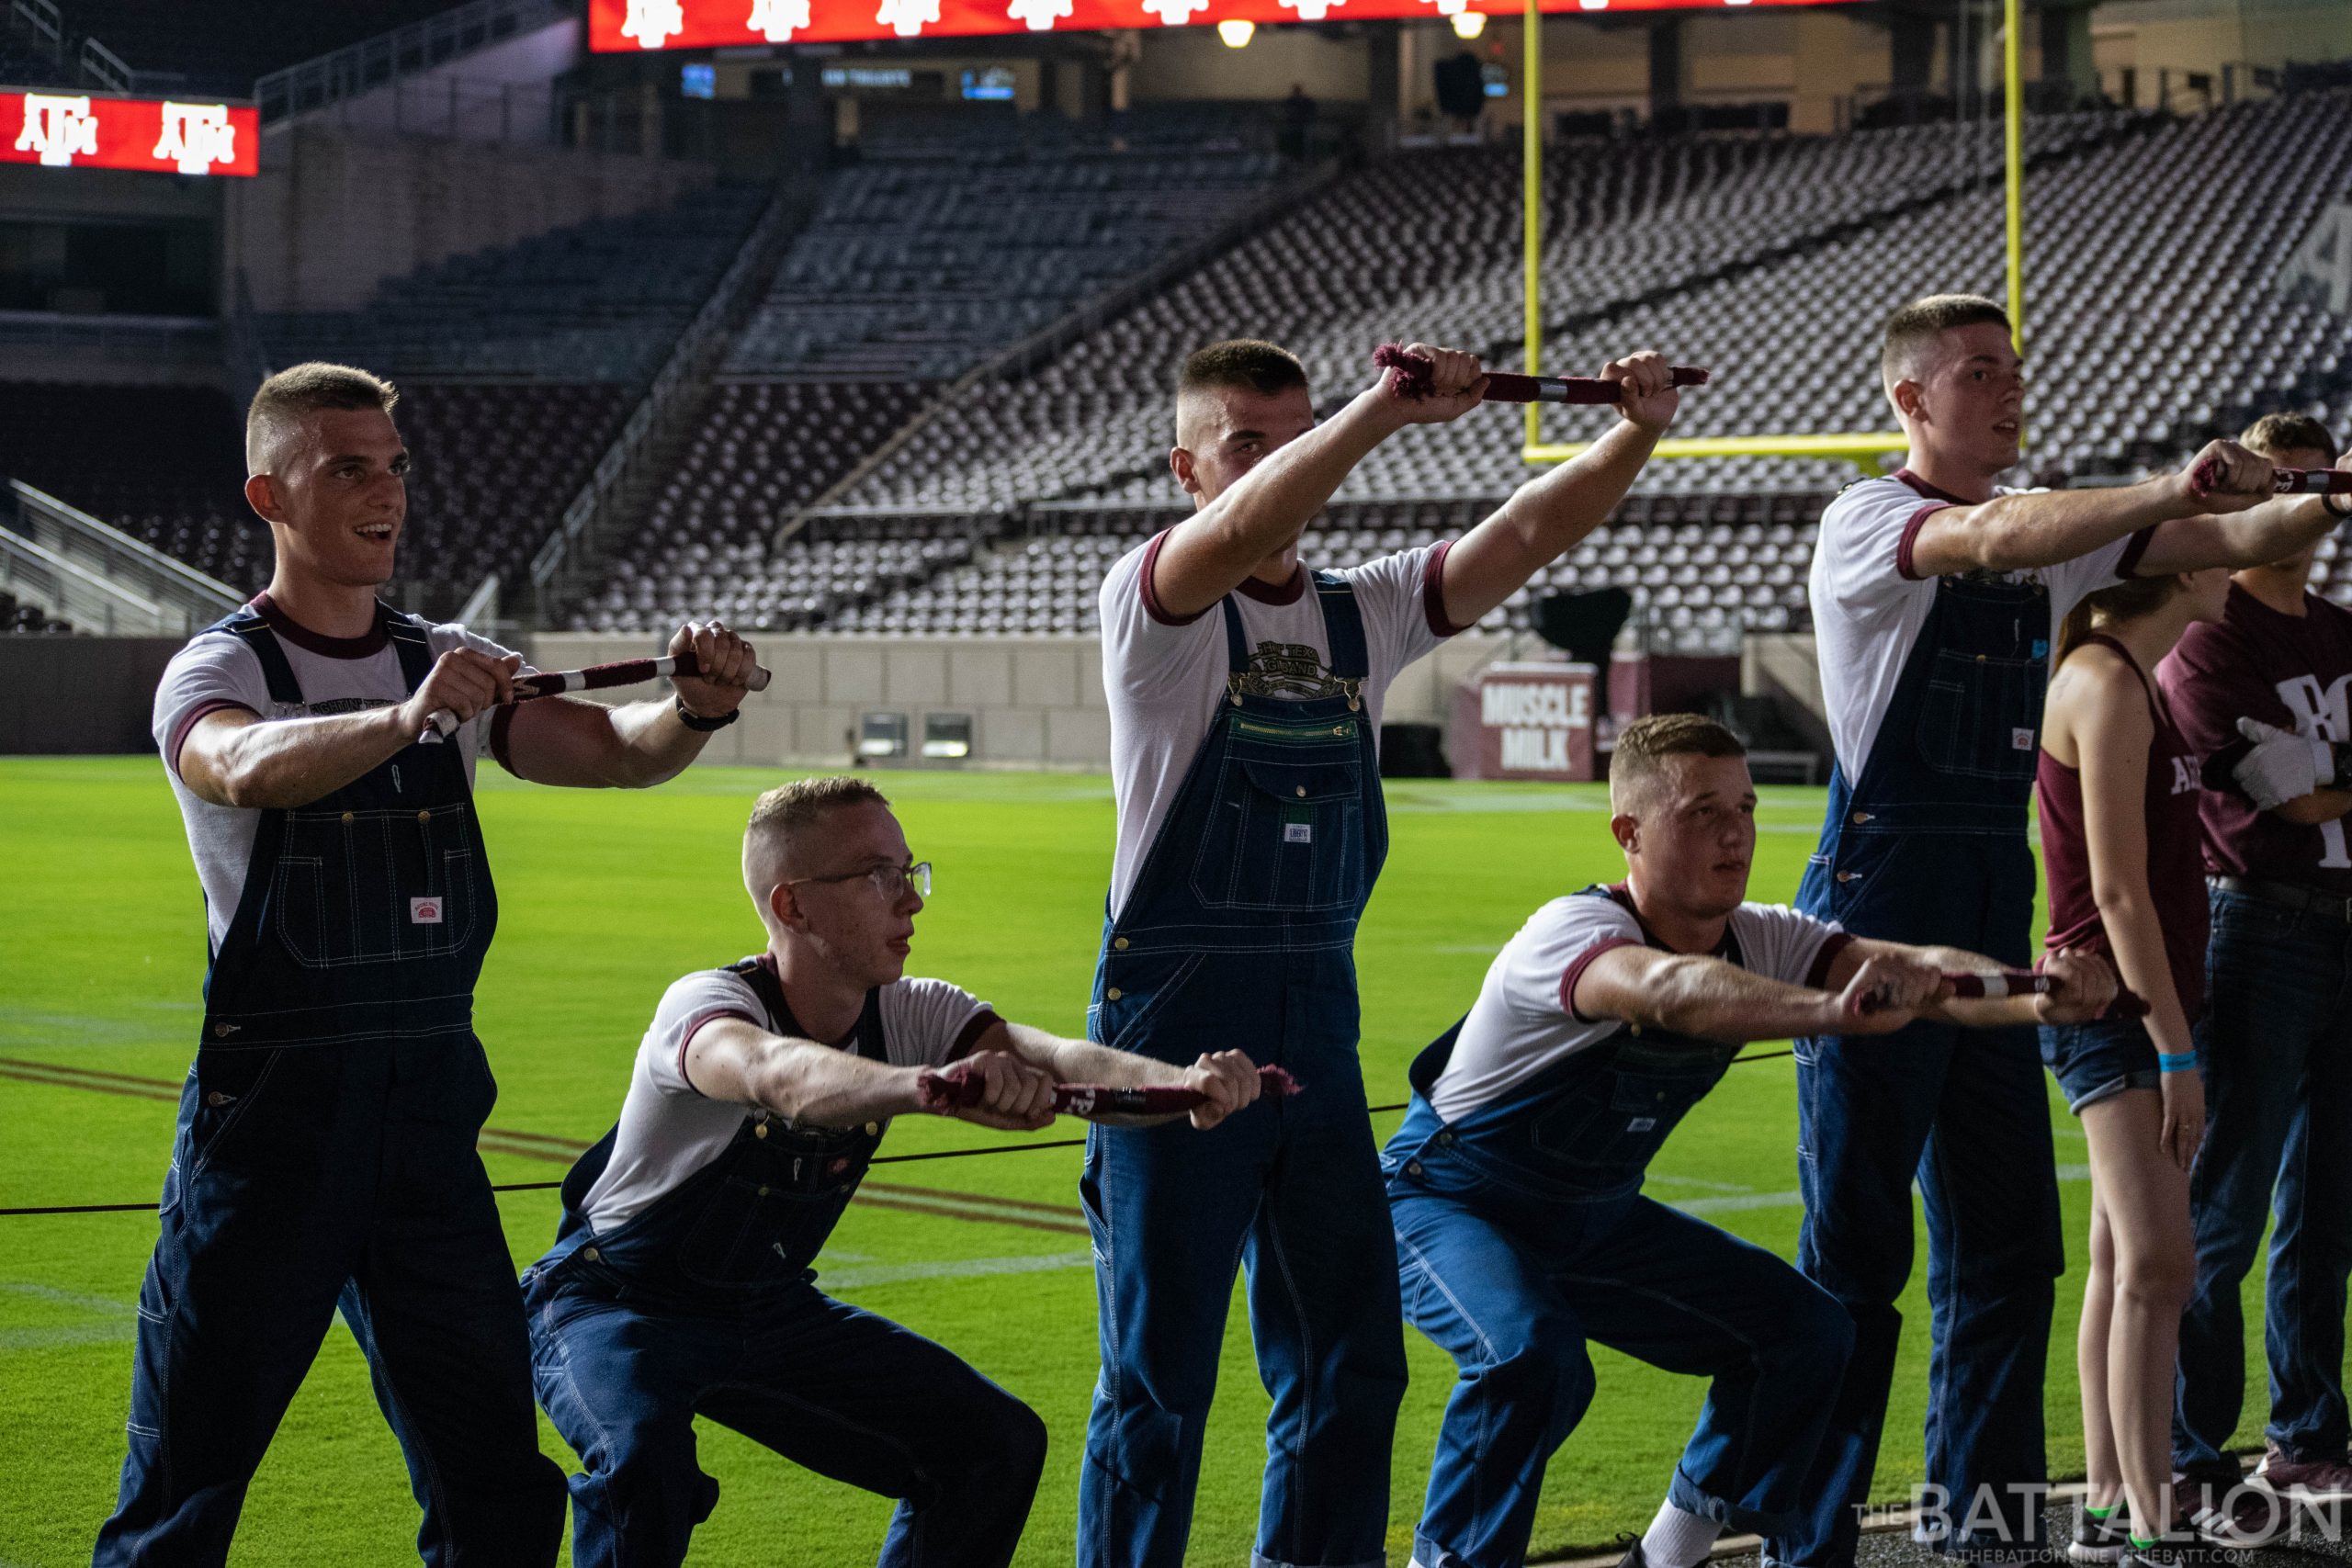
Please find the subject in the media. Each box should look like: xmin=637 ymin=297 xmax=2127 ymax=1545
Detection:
xmin=2240 ymin=412 xmax=2338 ymax=465
xmin=1881 ymin=293 xmax=2011 ymax=391
xmin=245 ymin=361 xmax=399 ymax=476
xmin=741 ymin=776 xmax=893 ymax=911
xmin=1609 ymin=713 xmax=1747 ymax=811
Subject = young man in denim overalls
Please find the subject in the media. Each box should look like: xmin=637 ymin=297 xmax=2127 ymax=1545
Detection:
xmin=106 ymin=362 xmax=760 ymax=1565
xmin=1773 ymin=296 xmax=2337 ymax=1568
xmin=524 ymin=778 xmax=1263 ymax=1567
xmin=1080 ymin=338 xmax=1680 ymax=1568
xmin=1385 ymin=713 xmax=2113 ymax=1568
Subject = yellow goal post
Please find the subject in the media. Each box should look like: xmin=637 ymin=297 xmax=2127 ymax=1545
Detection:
xmin=1516 ymin=0 xmax=2025 ymax=472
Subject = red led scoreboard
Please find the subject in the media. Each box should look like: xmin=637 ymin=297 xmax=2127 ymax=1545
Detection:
xmin=594 ymin=0 xmax=1828 ymax=50
xmin=2 ymin=90 xmax=257 ymax=176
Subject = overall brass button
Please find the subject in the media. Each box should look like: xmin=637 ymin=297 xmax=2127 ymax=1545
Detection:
xmin=1107 ymin=987 xmax=1123 ymax=1001
xmin=864 ymin=1122 xmax=880 ymax=1136
xmin=582 ymin=1247 xmax=600 ymax=1262
xmin=341 ymin=811 xmax=356 ymax=824
xmin=753 ymin=1123 xmax=770 ymax=1139
xmin=1295 ymin=785 xmax=1306 ymax=797
xmin=1113 ymin=937 xmax=1129 ymax=951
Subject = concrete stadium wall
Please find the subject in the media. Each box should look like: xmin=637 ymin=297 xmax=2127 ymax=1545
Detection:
xmin=228 ymin=128 xmax=712 ymax=313
xmin=524 ymin=633 xmax=1521 ymax=773
xmin=0 ymin=637 xmax=182 ymax=754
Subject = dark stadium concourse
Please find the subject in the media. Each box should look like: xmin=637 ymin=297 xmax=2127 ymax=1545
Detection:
xmin=6 ymin=0 xmax=2352 ymax=1563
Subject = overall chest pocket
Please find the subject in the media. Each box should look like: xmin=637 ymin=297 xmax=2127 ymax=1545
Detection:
xmin=677 ymin=1171 xmax=853 ymax=1288
xmin=271 ymin=803 xmax=481 ymax=969
xmin=1190 ymin=729 xmax=1366 ymax=913
xmin=1913 ymin=647 xmax=2049 ymax=783
xmin=1532 ymin=1067 xmax=1714 ymax=1172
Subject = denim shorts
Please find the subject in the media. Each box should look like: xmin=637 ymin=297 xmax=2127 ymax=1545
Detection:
xmin=2040 ymin=1015 xmax=2162 ymax=1114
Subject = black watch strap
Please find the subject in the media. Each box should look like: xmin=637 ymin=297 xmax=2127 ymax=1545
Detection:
xmin=675 ymin=695 xmax=739 ymax=732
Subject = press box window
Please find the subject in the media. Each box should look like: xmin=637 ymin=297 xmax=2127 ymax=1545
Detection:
xmin=922 ymin=714 xmax=973 ymax=760
xmin=858 ymin=713 xmax=909 ymax=760
xmin=962 ymin=67 xmax=1015 ymax=102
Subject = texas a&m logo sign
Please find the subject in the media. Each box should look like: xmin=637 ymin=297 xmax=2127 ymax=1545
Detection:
xmin=4 ymin=90 xmax=257 ymax=176
xmin=594 ymin=0 xmax=1839 ymax=48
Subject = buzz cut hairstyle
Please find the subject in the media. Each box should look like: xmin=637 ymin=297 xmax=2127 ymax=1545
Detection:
xmin=1178 ymin=339 xmax=1309 ymax=400
xmin=1881 ymin=293 xmax=2012 ymax=389
xmin=2241 ymin=412 xmax=2339 ymax=466
xmin=1610 ymin=712 xmax=1747 ymax=808
xmin=743 ymin=776 xmax=892 ymax=882
xmin=245 ymin=362 xmax=400 ymax=477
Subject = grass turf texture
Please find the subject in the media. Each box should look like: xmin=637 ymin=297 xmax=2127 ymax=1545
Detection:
xmin=0 ymin=757 xmax=2273 ymax=1567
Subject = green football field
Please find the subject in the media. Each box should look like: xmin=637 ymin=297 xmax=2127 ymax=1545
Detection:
xmin=0 ymin=757 xmax=2271 ymax=1566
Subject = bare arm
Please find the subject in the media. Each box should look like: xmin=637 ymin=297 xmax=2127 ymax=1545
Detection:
xmin=2131 ymin=493 xmax=2337 ymax=576
xmin=177 ymin=646 xmax=518 ymax=808
xmin=1149 ymin=347 xmax=1484 ymax=620
xmin=1438 ymin=354 xmax=1676 ymax=627
xmin=1905 ymin=439 xmax=2273 ymax=580
xmin=2065 ymin=657 xmax=2196 ymax=1057
xmin=1571 ymin=943 xmax=1928 ymax=1044
xmin=2274 ymin=788 xmax=2352 ymax=826
xmin=684 ymin=1018 xmax=1068 ymax=1133
xmin=502 ymin=622 xmax=758 ymax=790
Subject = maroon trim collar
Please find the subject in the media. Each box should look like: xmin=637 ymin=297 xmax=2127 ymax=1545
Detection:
xmin=1604 ymin=882 xmax=1736 ymax=960
xmin=1236 ymin=565 xmax=1306 ymax=605
xmin=251 ymin=592 xmax=389 ymax=659
xmin=1893 ymin=468 xmax=1981 ymax=506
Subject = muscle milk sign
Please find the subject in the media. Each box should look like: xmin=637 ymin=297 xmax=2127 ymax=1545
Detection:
xmin=1453 ymin=663 xmax=1597 ymax=782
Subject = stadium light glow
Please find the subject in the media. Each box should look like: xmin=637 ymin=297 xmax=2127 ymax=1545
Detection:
xmin=1217 ymin=17 xmax=1255 ymax=44
xmin=1451 ymin=9 xmax=1487 ymax=37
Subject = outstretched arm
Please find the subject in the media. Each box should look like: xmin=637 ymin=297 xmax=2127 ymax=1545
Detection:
xmin=502 ymin=622 xmax=758 ymax=789
xmin=1437 ymin=353 xmax=1678 ymax=627
xmin=1819 ymin=940 xmax=2115 ymax=1030
xmin=2130 ymin=491 xmax=2341 ymax=576
xmin=1905 ymin=439 xmax=2274 ymax=579
xmin=1570 ymin=943 xmax=1945 ymax=1044
xmin=684 ymin=1019 xmax=1061 ymax=1132
xmin=1148 ymin=345 xmax=1486 ymax=620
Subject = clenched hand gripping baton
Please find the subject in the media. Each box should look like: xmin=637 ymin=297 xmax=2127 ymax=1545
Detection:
xmin=424 ymin=652 xmax=774 ymax=739
xmin=1374 ymin=343 xmax=1711 ymax=405
xmin=1860 ymin=968 xmax=2150 ymax=1020
xmin=917 ymin=1064 xmax=1304 ymax=1120
xmin=2188 ymin=460 xmax=2352 ymax=496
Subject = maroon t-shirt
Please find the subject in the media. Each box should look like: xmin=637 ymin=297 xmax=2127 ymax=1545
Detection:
xmin=2040 ymin=634 xmax=2209 ymax=1021
xmin=2157 ymin=582 xmax=2352 ymax=896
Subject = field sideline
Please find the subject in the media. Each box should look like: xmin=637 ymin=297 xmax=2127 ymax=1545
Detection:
xmin=0 ymin=758 xmax=2273 ymax=1567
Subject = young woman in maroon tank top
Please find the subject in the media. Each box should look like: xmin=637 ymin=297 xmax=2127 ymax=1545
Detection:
xmin=2038 ymin=564 xmax=2233 ymax=1565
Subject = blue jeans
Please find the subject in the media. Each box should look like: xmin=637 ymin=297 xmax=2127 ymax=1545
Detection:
xmin=1393 ymin=1179 xmax=1854 ymax=1568
xmin=2175 ymin=885 xmax=2352 ymax=1473
xmin=527 ymin=1276 xmax=1046 ymax=1568
xmin=1770 ymin=1019 xmax=2064 ymax=1567
xmin=2041 ymin=1015 xmax=2163 ymax=1115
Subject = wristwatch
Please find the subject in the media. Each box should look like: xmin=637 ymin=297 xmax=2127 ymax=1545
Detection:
xmin=675 ymin=695 xmax=739 ymax=732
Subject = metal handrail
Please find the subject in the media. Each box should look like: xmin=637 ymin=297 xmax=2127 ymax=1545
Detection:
xmin=527 ymin=185 xmax=804 ymax=610
xmin=0 ymin=525 xmax=167 ymax=636
xmin=254 ymin=0 xmax=568 ymax=124
xmin=6 ymin=480 xmax=243 ymax=634
xmin=6 ymin=0 xmax=62 ymax=62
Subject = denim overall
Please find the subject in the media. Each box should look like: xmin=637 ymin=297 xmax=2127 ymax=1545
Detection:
xmin=1383 ymin=892 xmax=1854 ymax=1568
xmin=1772 ymin=569 xmax=2066 ymax=1567
xmin=96 ymin=602 xmax=565 ymax=1568
xmin=1079 ymin=575 xmax=1408 ymax=1568
xmin=523 ymin=960 xmax=1046 ymax=1568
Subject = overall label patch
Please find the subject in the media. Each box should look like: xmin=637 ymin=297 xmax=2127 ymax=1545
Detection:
xmin=1283 ymin=822 xmax=1313 ymax=843
xmin=2011 ymin=728 xmax=2036 ymax=750
xmin=410 ymin=897 xmax=445 ymax=924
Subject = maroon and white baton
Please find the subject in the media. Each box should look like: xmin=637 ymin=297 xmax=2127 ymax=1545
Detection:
xmin=424 ymin=651 xmax=774 ymax=739
xmin=2189 ymin=459 xmax=2352 ymax=497
xmin=1860 ymin=969 xmax=2149 ymax=1020
xmin=1374 ymin=343 xmax=1710 ymax=405
xmin=916 ymin=1064 xmax=1302 ymax=1121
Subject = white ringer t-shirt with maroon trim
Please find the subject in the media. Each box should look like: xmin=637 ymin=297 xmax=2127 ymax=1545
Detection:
xmin=1426 ymin=888 xmax=1850 ymax=1123
xmin=577 ymin=955 xmax=1001 ymax=1233
xmin=1809 ymin=470 xmax=2154 ymax=783
xmin=148 ymin=592 xmax=530 ymax=951
xmin=1098 ymin=530 xmax=1464 ymax=918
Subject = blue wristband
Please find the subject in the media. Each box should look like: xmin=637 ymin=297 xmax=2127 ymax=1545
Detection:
xmin=2157 ymin=1052 xmax=2198 ymax=1074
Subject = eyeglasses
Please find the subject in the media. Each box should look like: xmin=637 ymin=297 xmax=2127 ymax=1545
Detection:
xmin=784 ymin=861 xmax=932 ymax=900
